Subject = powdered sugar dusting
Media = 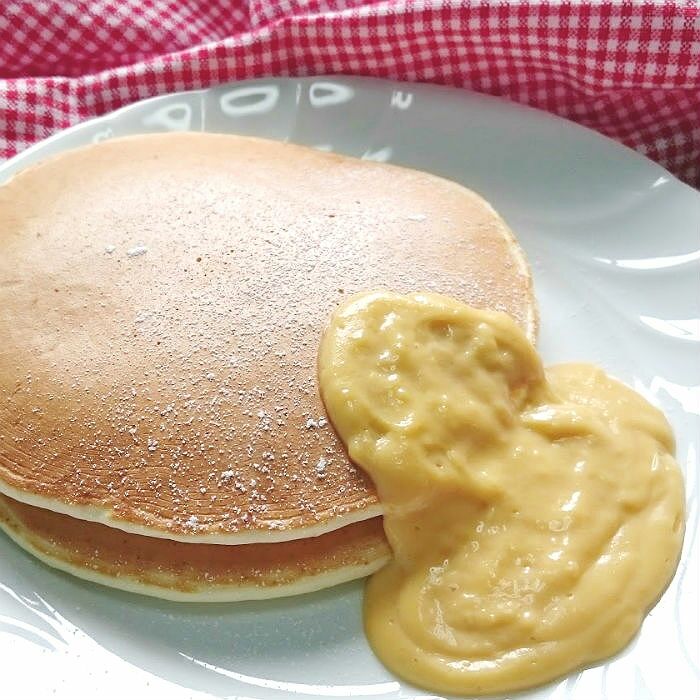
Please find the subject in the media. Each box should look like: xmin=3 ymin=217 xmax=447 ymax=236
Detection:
xmin=0 ymin=134 xmax=531 ymax=539
xmin=127 ymin=245 xmax=148 ymax=257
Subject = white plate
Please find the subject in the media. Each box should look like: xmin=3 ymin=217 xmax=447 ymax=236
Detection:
xmin=1 ymin=77 xmax=698 ymax=700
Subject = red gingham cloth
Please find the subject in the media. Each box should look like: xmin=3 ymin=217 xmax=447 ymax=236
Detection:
xmin=0 ymin=1 xmax=698 ymax=186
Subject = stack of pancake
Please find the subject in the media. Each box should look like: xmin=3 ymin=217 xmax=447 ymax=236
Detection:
xmin=0 ymin=133 xmax=537 ymax=601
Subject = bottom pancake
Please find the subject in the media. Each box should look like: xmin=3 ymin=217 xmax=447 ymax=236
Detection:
xmin=0 ymin=494 xmax=390 ymax=602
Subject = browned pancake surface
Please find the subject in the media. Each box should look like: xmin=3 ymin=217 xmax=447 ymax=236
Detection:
xmin=0 ymin=493 xmax=389 ymax=598
xmin=0 ymin=133 xmax=535 ymax=541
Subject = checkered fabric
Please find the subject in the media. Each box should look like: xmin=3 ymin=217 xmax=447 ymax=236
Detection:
xmin=0 ymin=1 xmax=698 ymax=186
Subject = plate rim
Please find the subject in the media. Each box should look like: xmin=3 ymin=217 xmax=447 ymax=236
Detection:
xmin=1 ymin=75 xmax=697 ymax=202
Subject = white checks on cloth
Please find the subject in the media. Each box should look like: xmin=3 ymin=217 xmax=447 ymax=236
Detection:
xmin=0 ymin=1 xmax=698 ymax=186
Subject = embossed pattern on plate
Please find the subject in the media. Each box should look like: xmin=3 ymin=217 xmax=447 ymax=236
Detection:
xmin=0 ymin=77 xmax=698 ymax=700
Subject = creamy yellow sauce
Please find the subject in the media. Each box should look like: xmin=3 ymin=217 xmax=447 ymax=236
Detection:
xmin=318 ymin=291 xmax=684 ymax=695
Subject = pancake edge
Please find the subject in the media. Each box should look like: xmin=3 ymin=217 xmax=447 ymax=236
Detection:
xmin=0 ymin=478 xmax=385 ymax=544
xmin=0 ymin=504 xmax=391 ymax=602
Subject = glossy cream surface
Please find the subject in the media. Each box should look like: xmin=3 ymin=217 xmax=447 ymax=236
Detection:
xmin=319 ymin=291 xmax=685 ymax=695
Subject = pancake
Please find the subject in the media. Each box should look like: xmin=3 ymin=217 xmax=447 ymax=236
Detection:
xmin=0 ymin=132 xmax=537 ymax=543
xmin=0 ymin=493 xmax=390 ymax=601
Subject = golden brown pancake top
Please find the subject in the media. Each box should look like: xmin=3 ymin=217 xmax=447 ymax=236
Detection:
xmin=0 ymin=133 xmax=535 ymax=542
